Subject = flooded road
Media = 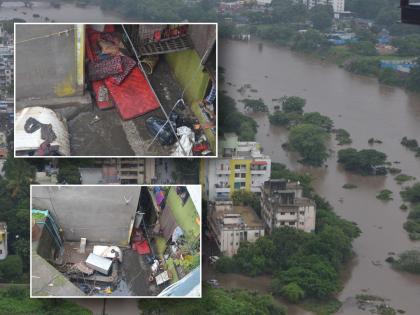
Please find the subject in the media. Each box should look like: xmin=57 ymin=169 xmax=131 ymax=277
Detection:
xmin=220 ymin=39 xmax=420 ymax=314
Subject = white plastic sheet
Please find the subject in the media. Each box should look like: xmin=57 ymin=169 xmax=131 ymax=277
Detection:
xmin=172 ymin=126 xmax=194 ymax=156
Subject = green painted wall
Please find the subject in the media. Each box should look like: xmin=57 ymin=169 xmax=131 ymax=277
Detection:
xmin=165 ymin=49 xmax=210 ymax=105
xmin=166 ymin=187 xmax=200 ymax=239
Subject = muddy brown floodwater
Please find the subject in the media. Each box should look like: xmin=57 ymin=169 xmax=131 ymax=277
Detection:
xmin=220 ymin=38 xmax=420 ymax=315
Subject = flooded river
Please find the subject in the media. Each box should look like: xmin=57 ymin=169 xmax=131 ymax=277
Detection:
xmin=0 ymin=1 xmax=123 ymax=22
xmin=220 ymin=39 xmax=420 ymax=315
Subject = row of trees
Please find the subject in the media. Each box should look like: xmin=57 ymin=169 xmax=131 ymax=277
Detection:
xmin=401 ymin=183 xmax=420 ymax=240
xmin=139 ymin=286 xmax=286 ymax=315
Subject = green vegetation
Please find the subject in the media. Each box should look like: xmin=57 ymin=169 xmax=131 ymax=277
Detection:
xmin=376 ymin=189 xmax=393 ymax=201
xmin=392 ymin=250 xmax=420 ymax=274
xmin=56 ymin=159 xmax=95 ymax=184
xmin=401 ymin=136 xmax=420 ymax=156
xmin=394 ymin=174 xmax=416 ymax=184
xmin=342 ymin=183 xmax=357 ymax=189
xmin=302 ymin=112 xmax=334 ymax=132
xmin=231 ymin=190 xmax=261 ymax=217
xmin=0 ymin=256 xmax=23 ymax=283
xmin=309 ymin=4 xmax=333 ymax=31
xmin=281 ymin=96 xmax=306 ymax=114
xmin=337 ymin=148 xmax=387 ymax=175
xmin=0 ymin=285 xmax=91 ymax=315
xmin=138 ymin=286 xmax=287 ymax=315
xmin=0 ymin=157 xmax=36 ymax=279
xmin=219 ymin=92 xmax=258 ymax=141
xmin=401 ymin=184 xmax=420 ymax=239
xmin=269 ymin=111 xmax=290 ymax=127
xmin=289 ymin=124 xmax=329 ymax=166
xmin=401 ymin=137 xmax=419 ymax=150
xmin=271 ymin=162 xmax=312 ymax=197
xmin=334 ymin=129 xmax=352 ymax=145
xmin=240 ymin=98 xmax=269 ymax=113
xmin=166 ymin=187 xmax=200 ymax=239
xmin=400 ymin=183 xmax=420 ymax=203
xmin=301 ymin=298 xmax=342 ymax=315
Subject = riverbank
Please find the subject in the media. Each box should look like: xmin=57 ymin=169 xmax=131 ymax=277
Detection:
xmin=225 ymin=24 xmax=419 ymax=94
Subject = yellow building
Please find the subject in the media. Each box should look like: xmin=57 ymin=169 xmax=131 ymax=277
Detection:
xmin=201 ymin=133 xmax=271 ymax=201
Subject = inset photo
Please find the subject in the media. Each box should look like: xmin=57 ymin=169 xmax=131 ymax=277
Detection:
xmin=15 ymin=23 xmax=217 ymax=157
xmin=30 ymin=185 xmax=201 ymax=298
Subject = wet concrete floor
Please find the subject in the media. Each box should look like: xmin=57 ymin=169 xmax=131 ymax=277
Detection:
xmin=64 ymin=58 xmax=194 ymax=156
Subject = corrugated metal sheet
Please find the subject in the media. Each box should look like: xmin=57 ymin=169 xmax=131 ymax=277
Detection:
xmin=15 ymin=106 xmax=70 ymax=156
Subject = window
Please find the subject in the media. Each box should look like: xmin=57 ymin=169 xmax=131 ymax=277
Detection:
xmin=241 ymin=173 xmax=246 ymax=178
xmin=289 ymin=222 xmax=295 ymax=226
xmin=235 ymin=173 xmax=240 ymax=178
xmin=300 ymin=211 xmax=305 ymax=215
xmin=280 ymin=212 xmax=285 ymax=215
xmin=235 ymin=165 xmax=241 ymax=170
xmin=255 ymin=232 xmax=260 ymax=237
xmin=280 ymin=222 xmax=285 ymax=226
xmin=240 ymin=182 xmax=246 ymax=188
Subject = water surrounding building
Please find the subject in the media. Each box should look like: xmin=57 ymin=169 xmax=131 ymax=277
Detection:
xmin=201 ymin=133 xmax=271 ymax=201
xmin=208 ymin=199 xmax=265 ymax=257
xmin=261 ymin=180 xmax=316 ymax=233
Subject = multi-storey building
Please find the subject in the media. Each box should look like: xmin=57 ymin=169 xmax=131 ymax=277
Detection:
xmin=0 ymin=46 xmax=13 ymax=89
xmin=261 ymin=179 xmax=316 ymax=233
xmin=300 ymin=0 xmax=345 ymax=16
xmin=201 ymin=133 xmax=271 ymax=201
xmin=80 ymin=159 xmax=156 ymax=184
xmin=208 ymin=199 xmax=265 ymax=257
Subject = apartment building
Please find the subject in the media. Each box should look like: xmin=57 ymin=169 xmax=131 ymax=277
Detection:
xmin=0 ymin=222 xmax=7 ymax=260
xmin=300 ymin=0 xmax=345 ymax=16
xmin=80 ymin=159 xmax=155 ymax=184
xmin=261 ymin=179 xmax=316 ymax=233
xmin=0 ymin=46 xmax=13 ymax=89
xmin=201 ymin=133 xmax=271 ymax=201
xmin=208 ymin=199 xmax=265 ymax=257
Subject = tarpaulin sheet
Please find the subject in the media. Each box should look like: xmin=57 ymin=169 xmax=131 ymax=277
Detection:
xmin=135 ymin=240 xmax=151 ymax=255
xmin=156 ymin=190 xmax=165 ymax=206
xmin=86 ymin=26 xmax=160 ymax=120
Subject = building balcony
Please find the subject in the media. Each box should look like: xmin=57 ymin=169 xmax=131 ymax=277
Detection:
xmin=216 ymin=168 xmax=231 ymax=175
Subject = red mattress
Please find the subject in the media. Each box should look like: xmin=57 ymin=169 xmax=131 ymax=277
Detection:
xmin=86 ymin=26 xmax=160 ymax=119
xmin=135 ymin=240 xmax=151 ymax=255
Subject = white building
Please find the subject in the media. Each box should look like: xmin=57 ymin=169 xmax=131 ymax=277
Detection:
xmin=299 ymin=0 xmax=345 ymax=17
xmin=261 ymin=179 xmax=316 ymax=233
xmin=0 ymin=46 xmax=13 ymax=89
xmin=0 ymin=222 xmax=7 ymax=260
xmin=208 ymin=199 xmax=265 ymax=257
xmin=201 ymin=133 xmax=271 ymax=201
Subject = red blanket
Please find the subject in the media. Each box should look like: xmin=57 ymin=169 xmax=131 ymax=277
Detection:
xmin=86 ymin=26 xmax=160 ymax=119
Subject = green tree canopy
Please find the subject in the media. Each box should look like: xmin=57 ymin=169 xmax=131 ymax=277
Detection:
xmin=288 ymin=124 xmax=329 ymax=166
